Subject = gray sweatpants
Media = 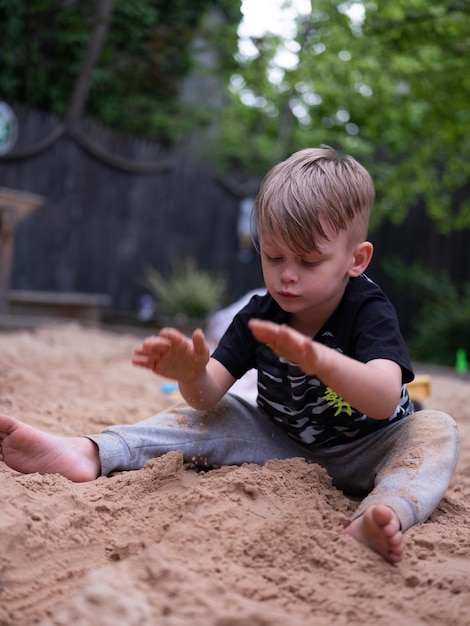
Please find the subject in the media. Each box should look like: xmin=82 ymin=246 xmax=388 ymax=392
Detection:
xmin=87 ymin=394 xmax=459 ymax=531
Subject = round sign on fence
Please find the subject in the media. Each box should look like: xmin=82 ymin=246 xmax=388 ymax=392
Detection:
xmin=0 ymin=102 xmax=18 ymax=155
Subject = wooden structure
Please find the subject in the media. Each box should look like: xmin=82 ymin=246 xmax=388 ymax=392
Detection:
xmin=7 ymin=289 xmax=111 ymax=322
xmin=0 ymin=108 xmax=263 ymax=318
xmin=0 ymin=188 xmax=44 ymax=312
xmin=1 ymin=106 xmax=469 ymax=337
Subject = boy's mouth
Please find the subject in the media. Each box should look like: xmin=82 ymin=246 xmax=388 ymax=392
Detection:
xmin=278 ymin=290 xmax=299 ymax=299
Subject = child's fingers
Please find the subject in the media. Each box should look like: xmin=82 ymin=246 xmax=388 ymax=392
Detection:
xmin=131 ymin=354 xmax=153 ymax=369
xmin=132 ymin=336 xmax=172 ymax=367
xmin=248 ymin=319 xmax=278 ymax=343
xmin=249 ymin=319 xmax=307 ymax=360
xmin=249 ymin=320 xmax=297 ymax=355
xmin=158 ymin=327 xmax=187 ymax=344
xmin=191 ymin=329 xmax=209 ymax=357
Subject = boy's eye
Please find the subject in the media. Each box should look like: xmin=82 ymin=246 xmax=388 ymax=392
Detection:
xmin=302 ymin=259 xmax=320 ymax=267
xmin=263 ymin=252 xmax=282 ymax=262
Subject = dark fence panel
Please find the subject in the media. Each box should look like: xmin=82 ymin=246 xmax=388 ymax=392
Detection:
xmin=0 ymin=107 xmax=263 ymax=316
xmin=1 ymin=106 xmax=469 ymax=338
xmin=368 ymin=205 xmax=470 ymax=338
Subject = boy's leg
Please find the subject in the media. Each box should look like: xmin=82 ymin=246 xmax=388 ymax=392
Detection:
xmin=316 ymin=410 xmax=458 ymax=530
xmin=314 ymin=410 xmax=458 ymax=563
xmin=88 ymin=394 xmax=315 ymax=476
xmin=350 ymin=410 xmax=459 ymax=530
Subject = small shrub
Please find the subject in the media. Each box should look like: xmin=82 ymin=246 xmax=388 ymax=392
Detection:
xmin=382 ymin=257 xmax=470 ymax=366
xmin=143 ymin=258 xmax=226 ymax=320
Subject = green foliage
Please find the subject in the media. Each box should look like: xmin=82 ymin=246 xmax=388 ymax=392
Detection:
xmin=2 ymin=0 xmax=469 ymax=233
xmin=382 ymin=258 xmax=470 ymax=366
xmin=0 ymin=0 xmax=92 ymax=116
xmin=143 ymin=258 xmax=226 ymax=319
xmin=216 ymin=0 xmax=470 ymax=232
xmin=0 ymin=0 xmax=241 ymax=143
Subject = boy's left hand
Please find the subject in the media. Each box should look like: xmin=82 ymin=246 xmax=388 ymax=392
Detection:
xmin=132 ymin=327 xmax=210 ymax=383
xmin=248 ymin=319 xmax=321 ymax=375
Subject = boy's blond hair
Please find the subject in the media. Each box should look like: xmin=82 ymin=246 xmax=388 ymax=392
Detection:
xmin=255 ymin=146 xmax=375 ymax=254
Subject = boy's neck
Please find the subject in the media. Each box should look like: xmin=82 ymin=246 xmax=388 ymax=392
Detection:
xmin=288 ymin=312 xmax=326 ymax=339
xmin=287 ymin=280 xmax=350 ymax=338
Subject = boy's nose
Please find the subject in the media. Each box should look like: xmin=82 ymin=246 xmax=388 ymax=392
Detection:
xmin=280 ymin=263 xmax=298 ymax=284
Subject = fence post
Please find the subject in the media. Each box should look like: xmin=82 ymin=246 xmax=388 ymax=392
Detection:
xmin=0 ymin=189 xmax=44 ymax=312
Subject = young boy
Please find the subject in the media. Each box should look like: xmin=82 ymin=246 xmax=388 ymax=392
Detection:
xmin=0 ymin=146 xmax=459 ymax=564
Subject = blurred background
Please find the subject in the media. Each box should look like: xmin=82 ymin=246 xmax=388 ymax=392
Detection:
xmin=0 ymin=0 xmax=469 ymax=368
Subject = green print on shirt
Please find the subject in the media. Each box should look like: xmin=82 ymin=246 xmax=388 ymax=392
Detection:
xmin=324 ymin=387 xmax=353 ymax=417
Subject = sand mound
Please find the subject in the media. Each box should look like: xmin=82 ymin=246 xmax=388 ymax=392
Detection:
xmin=1 ymin=324 xmax=469 ymax=625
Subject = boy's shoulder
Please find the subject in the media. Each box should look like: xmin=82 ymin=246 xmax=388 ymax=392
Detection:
xmin=344 ymin=273 xmax=390 ymax=305
xmin=330 ymin=274 xmax=399 ymax=336
xmin=325 ymin=274 xmax=398 ymax=336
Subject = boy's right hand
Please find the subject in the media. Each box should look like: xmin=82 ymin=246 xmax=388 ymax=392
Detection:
xmin=132 ymin=327 xmax=210 ymax=383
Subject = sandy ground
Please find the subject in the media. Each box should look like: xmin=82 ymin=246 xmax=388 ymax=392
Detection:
xmin=0 ymin=323 xmax=469 ymax=626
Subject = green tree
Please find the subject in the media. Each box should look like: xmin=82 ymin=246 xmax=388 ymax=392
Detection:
xmin=216 ymin=0 xmax=470 ymax=231
xmin=0 ymin=0 xmax=241 ymax=143
xmin=2 ymin=0 xmax=469 ymax=231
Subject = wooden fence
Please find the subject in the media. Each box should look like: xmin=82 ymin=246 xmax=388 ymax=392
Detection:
xmin=0 ymin=105 xmax=469 ymax=338
xmin=0 ymin=106 xmax=263 ymax=320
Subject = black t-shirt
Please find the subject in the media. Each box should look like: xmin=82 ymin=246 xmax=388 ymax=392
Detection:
xmin=212 ymin=274 xmax=414 ymax=448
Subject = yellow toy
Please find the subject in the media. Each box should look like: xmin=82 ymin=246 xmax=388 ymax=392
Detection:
xmin=406 ymin=375 xmax=431 ymax=411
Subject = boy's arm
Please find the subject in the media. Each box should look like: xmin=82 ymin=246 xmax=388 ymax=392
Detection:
xmin=132 ymin=327 xmax=235 ymax=410
xmin=249 ymin=319 xmax=402 ymax=420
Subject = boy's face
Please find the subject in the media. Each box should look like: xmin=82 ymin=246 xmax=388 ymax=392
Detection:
xmin=259 ymin=225 xmax=363 ymax=324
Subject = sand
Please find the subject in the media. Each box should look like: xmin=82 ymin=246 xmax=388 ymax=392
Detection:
xmin=0 ymin=323 xmax=469 ymax=626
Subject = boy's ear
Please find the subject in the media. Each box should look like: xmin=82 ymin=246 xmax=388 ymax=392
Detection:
xmin=348 ymin=241 xmax=373 ymax=277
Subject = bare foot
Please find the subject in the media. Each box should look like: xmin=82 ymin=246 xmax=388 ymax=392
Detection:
xmin=345 ymin=505 xmax=405 ymax=564
xmin=0 ymin=414 xmax=101 ymax=482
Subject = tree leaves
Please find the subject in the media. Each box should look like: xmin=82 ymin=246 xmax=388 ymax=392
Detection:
xmin=216 ymin=0 xmax=470 ymax=231
xmin=1 ymin=0 xmax=468 ymax=230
